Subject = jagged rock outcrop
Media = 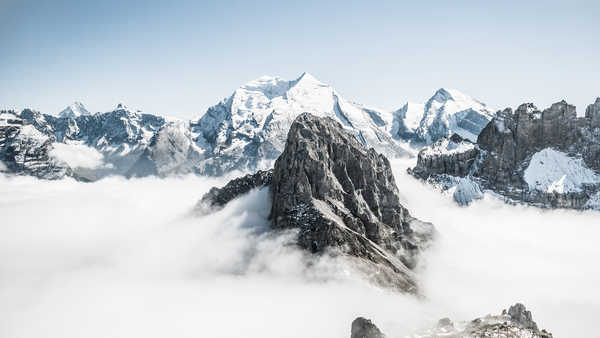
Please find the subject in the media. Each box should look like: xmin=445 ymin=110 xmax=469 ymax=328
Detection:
xmin=410 ymin=98 xmax=600 ymax=210
xmin=351 ymin=318 xmax=385 ymax=338
xmin=196 ymin=170 xmax=273 ymax=212
xmin=198 ymin=113 xmax=434 ymax=292
xmin=358 ymin=303 xmax=552 ymax=338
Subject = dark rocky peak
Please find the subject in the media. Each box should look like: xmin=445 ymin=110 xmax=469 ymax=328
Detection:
xmin=269 ymin=114 xmax=433 ymax=277
xmin=196 ymin=170 xmax=272 ymax=213
xmin=585 ymin=97 xmax=600 ymax=128
xmin=514 ymin=103 xmax=540 ymax=120
xmin=199 ymin=113 xmax=434 ymax=292
xmin=542 ymin=100 xmax=576 ymax=120
xmin=350 ymin=318 xmax=385 ymax=338
xmin=505 ymin=303 xmax=538 ymax=331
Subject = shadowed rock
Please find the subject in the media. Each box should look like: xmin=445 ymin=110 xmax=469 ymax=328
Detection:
xmin=364 ymin=303 xmax=552 ymax=338
xmin=351 ymin=317 xmax=385 ymax=338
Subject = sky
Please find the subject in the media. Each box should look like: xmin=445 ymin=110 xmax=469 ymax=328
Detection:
xmin=1 ymin=0 xmax=599 ymax=119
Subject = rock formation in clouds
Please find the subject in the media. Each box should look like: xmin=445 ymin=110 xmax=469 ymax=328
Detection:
xmin=410 ymin=98 xmax=600 ymax=210
xmin=350 ymin=317 xmax=385 ymax=338
xmin=354 ymin=303 xmax=553 ymax=338
xmin=200 ymin=113 xmax=434 ymax=292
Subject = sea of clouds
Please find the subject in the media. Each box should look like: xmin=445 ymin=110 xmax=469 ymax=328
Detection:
xmin=0 ymin=159 xmax=598 ymax=338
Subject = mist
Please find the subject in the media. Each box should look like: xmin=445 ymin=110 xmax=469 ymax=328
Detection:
xmin=1 ymin=160 xmax=598 ymax=337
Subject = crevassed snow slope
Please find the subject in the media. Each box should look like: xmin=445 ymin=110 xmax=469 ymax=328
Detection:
xmin=193 ymin=72 xmax=410 ymax=174
xmin=394 ymin=88 xmax=494 ymax=145
xmin=417 ymin=88 xmax=494 ymax=143
xmin=524 ymin=148 xmax=600 ymax=194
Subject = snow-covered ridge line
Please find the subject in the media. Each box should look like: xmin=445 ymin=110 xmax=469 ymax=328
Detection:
xmin=2 ymin=73 xmax=501 ymax=180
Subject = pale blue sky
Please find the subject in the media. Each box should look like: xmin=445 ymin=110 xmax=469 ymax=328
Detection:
xmin=1 ymin=0 xmax=598 ymax=119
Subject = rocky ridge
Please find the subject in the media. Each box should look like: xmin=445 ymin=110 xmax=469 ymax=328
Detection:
xmin=353 ymin=303 xmax=552 ymax=338
xmin=0 ymin=111 xmax=71 ymax=179
xmin=198 ymin=113 xmax=434 ymax=292
xmin=410 ymin=99 xmax=600 ymax=210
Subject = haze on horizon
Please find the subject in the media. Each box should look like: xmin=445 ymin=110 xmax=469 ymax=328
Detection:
xmin=1 ymin=0 xmax=599 ymax=119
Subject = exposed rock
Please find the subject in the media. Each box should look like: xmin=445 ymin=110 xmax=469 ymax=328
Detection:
xmin=384 ymin=303 xmax=551 ymax=338
xmin=196 ymin=170 xmax=272 ymax=213
xmin=506 ymin=303 xmax=538 ymax=331
xmin=410 ymin=98 xmax=600 ymax=210
xmin=351 ymin=317 xmax=385 ymax=338
xmin=198 ymin=113 xmax=434 ymax=292
xmin=0 ymin=111 xmax=71 ymax=179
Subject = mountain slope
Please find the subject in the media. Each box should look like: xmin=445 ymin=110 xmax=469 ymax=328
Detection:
xmin=137 ymin=72 xmax=411 ymax=176
xmin=410 ymin=98 xmax=600 ymax=210
xmin=58 ymin=102 xmax=90 ymax=118
xmin=393 ymin=88 xmax=495 ymax=145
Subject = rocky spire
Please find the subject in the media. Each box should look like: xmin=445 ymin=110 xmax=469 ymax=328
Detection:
xmin=200 ymin=113 xmax=434 ymax=292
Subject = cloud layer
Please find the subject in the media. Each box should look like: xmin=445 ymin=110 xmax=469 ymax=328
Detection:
xmin=49 ymin=142 xmax=105 ymax=169
xmin=0 ymin=160 xmax=598 ymax=338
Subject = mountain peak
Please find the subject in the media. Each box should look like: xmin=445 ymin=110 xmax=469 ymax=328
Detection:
xmin=291 ymin=72 xmax=325 ymax=87
xmin=431 ymin=88 xmax=463 ymax=102
xmin=58 ymin=101 xmax=90 ymax=118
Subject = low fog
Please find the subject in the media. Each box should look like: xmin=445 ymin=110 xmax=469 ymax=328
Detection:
xmin=1 ymin=160 xmax=598 ymax=337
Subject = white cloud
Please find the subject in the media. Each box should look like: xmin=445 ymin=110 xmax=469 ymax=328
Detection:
xmin=0 ymin=161 xmax=598 ymax=338
xmin=49 ymin=142 xmax=105 ymax=169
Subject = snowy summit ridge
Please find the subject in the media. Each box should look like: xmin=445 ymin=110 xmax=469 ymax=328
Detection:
xmin=58 ymin=102 xmax=90 ymax=118
xmin=393 ymin=88 xmax=494 ymax=145
xmin=186 ymin=72 xmax=410 ymax=175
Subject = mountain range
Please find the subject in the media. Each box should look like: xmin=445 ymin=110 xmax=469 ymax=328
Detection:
xmin=1 ymin=72 xmax=493 ymax=180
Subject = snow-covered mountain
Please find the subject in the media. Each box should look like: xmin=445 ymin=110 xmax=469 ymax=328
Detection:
xmin=58 ymin=102 xmax=90 ymax=118
xmin=1 ymin=75 xmax=499 ymax=180
xmin=4 ymin=104 xmax=165 ymax=179
xmin=131 ymin=72 xmax=411 ymax=176
xmin=393 ymin=88 xmax=495 ymax=145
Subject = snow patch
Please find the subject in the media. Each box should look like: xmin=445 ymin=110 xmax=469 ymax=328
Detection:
xmin=524 ymin=148 xmax=600 ymax=194
xmin=421 ymin=138 xmax=475 ymax=158
xmin=58 ymin=102 xmax=90 ymax=118
xmin=451 ymin=177 xmax=483 ymax=206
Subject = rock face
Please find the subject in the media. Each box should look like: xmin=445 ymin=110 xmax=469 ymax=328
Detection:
xmin=10 ymin=104 xmax=166 ymax=179
xmin=0 ymin=111 xmax=71 ymax=179
xmin=196 ymin=170 xmax=273 ymax=212
xmin=410 ymin=99 xmax=600 ymax=210
xmin=350 ymin=318 xmax=385 ymax=338
xmin=360 ymin=303 xmax=552 ymax=338
xmin=199 ymin=113 xmax=434 ymax=292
